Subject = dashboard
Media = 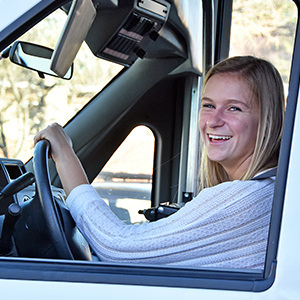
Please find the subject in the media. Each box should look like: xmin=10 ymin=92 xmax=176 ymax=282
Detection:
xmin=0 ymin=158 xmax=65 ymax=215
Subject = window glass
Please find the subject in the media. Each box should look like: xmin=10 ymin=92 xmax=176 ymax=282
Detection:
xmin=0 ymin=0 xmax=41 ymax=32
xmin=230 ymin=0 xmax=297 ymax=87
xmin=0 ymin=8 xmax=123 ymax=162
xmin=92 ymin=126 xmax=154 ymax=224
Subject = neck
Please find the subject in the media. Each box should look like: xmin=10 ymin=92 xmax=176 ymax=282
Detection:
xmin=226 ymin=168 xmax=246 ymax=181
xmin=222 ymin=155 xmax=253 ymax=181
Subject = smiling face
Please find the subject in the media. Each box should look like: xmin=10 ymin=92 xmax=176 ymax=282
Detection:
xmin=199 ymin=73 xmax=259 ymax=180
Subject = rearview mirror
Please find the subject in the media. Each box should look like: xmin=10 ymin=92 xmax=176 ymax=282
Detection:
xmin=9 ymin=41 xmax=73 ymax=79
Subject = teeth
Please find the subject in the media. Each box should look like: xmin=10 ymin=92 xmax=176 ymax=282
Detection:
xmin=209 ymin=134 xmax=231 ymax=140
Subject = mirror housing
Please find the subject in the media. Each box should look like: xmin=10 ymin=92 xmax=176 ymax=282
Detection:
xmin=9 ymin=41 xmax=73 ymax=79
xmin=50 ymin=0 xmax=96 ymax=78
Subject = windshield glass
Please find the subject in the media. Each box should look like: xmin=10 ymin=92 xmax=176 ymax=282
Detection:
xmin=0 ymin=7 xmax=123 ymax=162
xmin=0 ymin=0 xmax=43 ymax=33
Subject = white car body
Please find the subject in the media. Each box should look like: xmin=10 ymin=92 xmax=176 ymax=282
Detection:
xmin=0 ymin=0 xmax=299 ymax=298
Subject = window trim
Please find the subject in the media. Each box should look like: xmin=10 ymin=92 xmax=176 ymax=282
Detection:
xmin=0 ymin=257 xmax=275 ymax=292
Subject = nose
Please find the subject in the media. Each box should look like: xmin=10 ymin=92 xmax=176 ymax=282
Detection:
xmin=206 ymin=109 xmax=225 ymax=128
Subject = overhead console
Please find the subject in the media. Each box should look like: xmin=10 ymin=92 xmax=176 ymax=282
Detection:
xmin=85 ymin=0 xmax=171 ymax=66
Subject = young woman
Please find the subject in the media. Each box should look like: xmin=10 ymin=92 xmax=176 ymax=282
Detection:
xmin=199 ymin=56 xmax=283 ymax=189
xmin=34 ymin=56 xmax=285 ymax=269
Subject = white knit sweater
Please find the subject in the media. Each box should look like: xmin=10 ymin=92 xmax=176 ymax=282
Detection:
xmin=66 ymin=177 xmax=275 ymax=269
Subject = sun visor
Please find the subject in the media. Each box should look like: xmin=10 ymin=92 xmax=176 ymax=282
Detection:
xmin=50 ymin=0 xmax=96 ymax=77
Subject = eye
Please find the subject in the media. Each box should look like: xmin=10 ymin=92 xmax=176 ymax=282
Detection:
xmin=229 ymin=106 xmax=242 ymax=112
xmin=202 ymin=103 xmax=215 ymax=109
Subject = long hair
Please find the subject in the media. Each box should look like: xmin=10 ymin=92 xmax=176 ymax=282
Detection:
xmin=199 ymin=56 xmax=285 ymax=188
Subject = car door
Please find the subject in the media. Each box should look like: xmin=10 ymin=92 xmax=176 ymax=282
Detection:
xmin=0 ymin=0 xmax=299 ymax=299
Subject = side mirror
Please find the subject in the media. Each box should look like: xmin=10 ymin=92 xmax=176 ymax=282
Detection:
xmin=8 ymin=41 xmax=73 ymax=79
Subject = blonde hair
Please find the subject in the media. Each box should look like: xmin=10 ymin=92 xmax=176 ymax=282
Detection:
xmin=200 ymin=56 xmax=285 ymax=188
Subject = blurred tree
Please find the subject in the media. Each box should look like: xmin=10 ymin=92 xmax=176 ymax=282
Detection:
xmin=230 ymin=0 xmax=297 ymax=83
xmin=0 ymin=58 xmax=58 ymax=157
xmin=0 ymin=8 xmax=122 ymax=160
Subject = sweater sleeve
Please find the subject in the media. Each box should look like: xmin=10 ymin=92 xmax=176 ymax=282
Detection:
xmin=66 ymin=178 xmax=275 ymax=269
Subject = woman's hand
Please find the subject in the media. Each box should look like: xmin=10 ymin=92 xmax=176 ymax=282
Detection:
xmin=34 ymin=123 xmax=73 ymax=163
xmin=34 ymin=123 xmax=89 ymax=196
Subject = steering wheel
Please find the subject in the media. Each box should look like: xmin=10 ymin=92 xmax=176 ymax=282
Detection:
xmin=33 ymin=139 xmax=91 ymax=260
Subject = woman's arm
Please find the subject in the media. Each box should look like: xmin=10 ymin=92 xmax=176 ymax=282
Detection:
xmin=66 ymin=178 xmax=275 ymax=268
xmin=34 ymin=123 xmax=89 ymax=196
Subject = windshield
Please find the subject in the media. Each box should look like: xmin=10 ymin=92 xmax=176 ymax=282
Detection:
xmin=0 ymin=7 xmax=123 ymax=162
xmin=0 ymin=0 xmax=43 ymax=33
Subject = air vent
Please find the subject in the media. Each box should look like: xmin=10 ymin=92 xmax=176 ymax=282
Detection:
xmin=103 ymin=13 xmax=156 ymax=61
xmin=88 ymin=0 xmax=171 ymax=66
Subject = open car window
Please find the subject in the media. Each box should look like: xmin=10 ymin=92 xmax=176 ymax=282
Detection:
xmin=230 ymin=0 xmax=297 ymax=87
xmin=92 ymin=125 xmax=154 ymax=225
